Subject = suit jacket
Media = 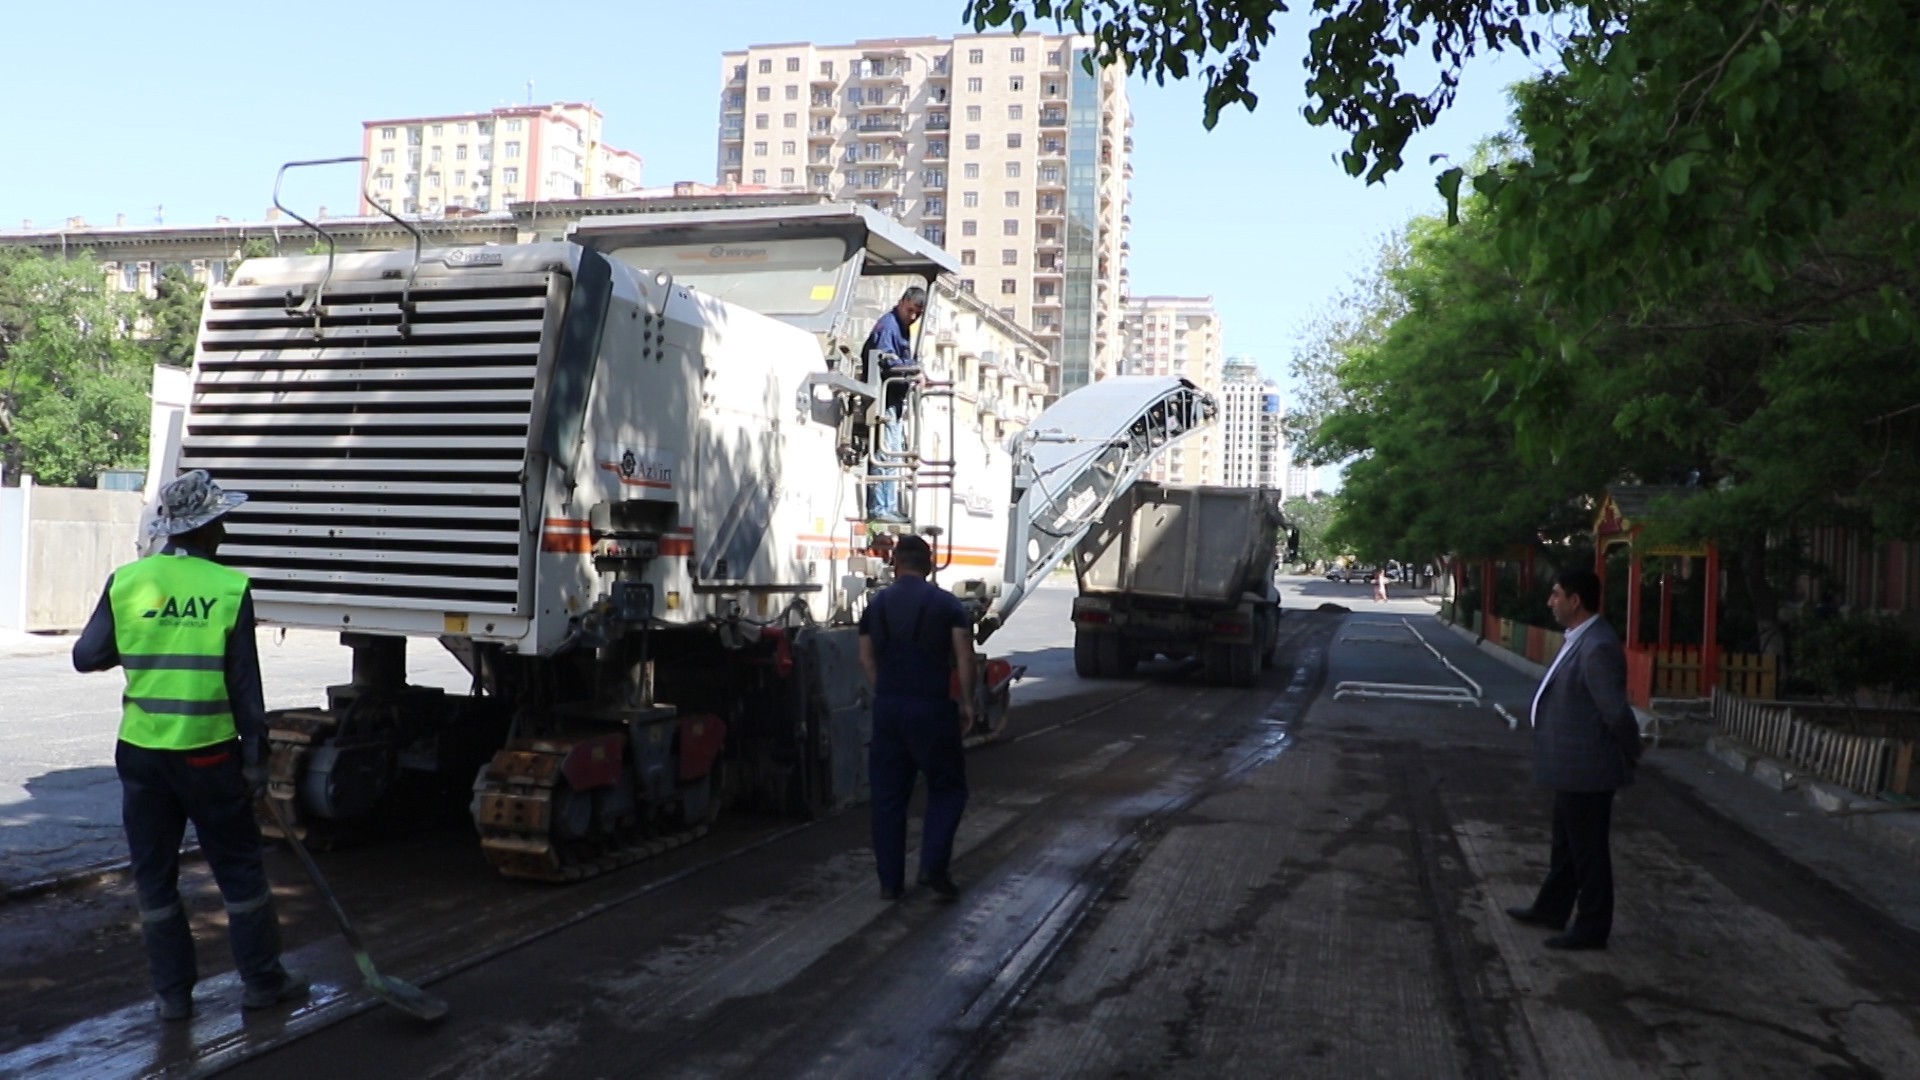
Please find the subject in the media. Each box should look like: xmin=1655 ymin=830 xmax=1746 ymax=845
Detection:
xmin=1532 ymin=616 xmax=1641 ymax=792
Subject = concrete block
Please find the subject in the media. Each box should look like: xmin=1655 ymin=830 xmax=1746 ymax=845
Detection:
xmin=1803 ymin=780 xmax=1863 ymax=816
xmin=1704 ymin=736 xmax=1756 ymax=775
xmin=1751 ymin=757 xmax=1801 ymax=792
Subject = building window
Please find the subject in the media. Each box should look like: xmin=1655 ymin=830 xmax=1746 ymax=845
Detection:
xmin=507 ymin=119 xmax=522 ymax=132
xmin=456 ymin=122 xmax=468 ymax=135
xmin=505 ymin=141 xmax=521 ymax=158
xmin=1007 ymin=133 xmax=1023 ymax=149
xmin=1002 ymin=249 xmax=1018 ymax=265
xmin=926 ymin=196 xmax=944 ymax=214
xmin=1045 ymin=81 xmax=1064 ymax=98
xmin=454 ymin=170 xmax=465 ymax=186
xmin=783 ymin=113 xmax=797 ymax=128
xmin=755 ymin=114 xmax=769 ymax=129
xmin=924 ymin=226 xmax=945 ymax=245
xmin=780 ymin=167 xmax=797 ymax=185
xmin=1001 ymin=279 xmax=1018 ymax=295
xmin=431 ymin=124 xmax=444 ymax=136
xmin=1003 ymin=219 xmax=1020 ymax=235
xmin=963 ymin=191 xmax=979 ymax=207
xmin=962 ymin=220 xmax=978 ymax=236
xmin=960 ymin=250 xmax=976 ymax=265
xmin=1048 ymin=49 xmax=1063 ymax=65
xmin=966 ymin=77 xmax=983 ymax=93
xmin=964 ymin=163 xmax=980 ymax=179
xmin=758 ymin=58 xmax=773 ymax=73
xmin=928 ymin=139 xmax=947 ymax=157
xmin=456 ymin=145 xmax=468 ymax=160
xmin=429 ymin=173 xmax=441 ymax=188
xmin=377 ymin=176 xmax=394 ymax=191
xmin=781 ymin=140 xmax=796 ymax=155
xmin=753 ymin=141 xmax=768 ymax=156
xmin=820 ymin=60 xmax=834 ymax=77
xmin=726 ymin=147 xmax=742 ymax=164
xmin=960 ymin=279 xmax=975 ymax=293
xmin=844 ymin=170 xmax=859 ymax=187
xmin=965 ymin=134 xmax=981 ymax=150
xmin=1011 ymin=47 xmax=1026 ymax=63
xmin=929 ymin=111 xmax=949 ymax=129
xmin=968 ymin=48 xmax=984 ymax=63
xmin=504 ymin=167 xmax=519 ymax=183
xmin=925 ymin=167 xmax=946 ymax=187
xmin=1004 ymin=191 xmax=1020 ymax=207
xmin=966 ymin=105 xmax=982 ymax=121
xmin=1009 ymin=76 xmax=1024 ymax=92
xmin=379 ymin=149 xmax=394 ymax=164
xmin=479 ymin=121 xmax=493 ymax=135
xmin=753 ymin=169 xmax=767 ymax=183
xmin=431 ymin=146 xmax=443 ymax=162
xmin=733 ymin=64 xmax=747 ymax=80
xmin=1005 ymin=161 xmax=1022 ymax=178
xmin=1008 ymin=104 xmax=1024 ymax=120
xmin=785 ymin=84 xmax=799 ymax=100
xmin=787 ymin=56 xmax=801 ymax=72
xmin=381 ymin=127 xmax=396 ymax=140
xmin=757 ymin=86 xmax=771 ymax=101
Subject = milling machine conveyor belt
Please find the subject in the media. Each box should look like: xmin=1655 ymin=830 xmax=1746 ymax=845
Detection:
xmin=976 ymin=375 xmax=1216 ymax=642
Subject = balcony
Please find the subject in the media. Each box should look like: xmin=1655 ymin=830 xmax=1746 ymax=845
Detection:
xmin=851 ymin=173 xmax=902 ymax=196
xmin=922 ymin=203 xmax=947 ymax=219
xmin=854 ymin=118 xmax=905 ymax=137
xmin=1033 ymin=263 xmax=1063 ymax=278
xmin=811 ymin=71 xmax=838 ymax=88
xmin=1032 ymin=293 xmax=1062 ymax=308
xmin=1124 ymin=134 xmax=1134 ymax=154
xmin=1037 ymin=170 xmax=1066 ymax=190
xmin=1039 ymin=142 xmax=1067 ymax=162
xmin=856 ymin=57 xmax=909 ymax=84
xmin=858 ymin=95 xmax=907 ymax=114
xmin=927 ymin=115 xmax=951 ymax=131
xmin=1042 ymin=81 xmax=1067 ymax=101
xmin=807 ymin=121 xmax=836 ymax=143
xmin=810 ymin=94 xmax=835 ymax=113
xmin=1036 ymin=204 xmax=1064 ymax=219
xmin=1039 ymin=110 xmax=1067 ymax=127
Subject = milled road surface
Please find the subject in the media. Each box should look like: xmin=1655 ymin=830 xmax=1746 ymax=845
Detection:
xmin=3 ymin=580 xmax=1919 ymax=1078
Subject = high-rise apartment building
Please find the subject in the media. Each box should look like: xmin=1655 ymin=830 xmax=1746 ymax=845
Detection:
xmin=1122 ymin=296 xmax=1225 ymax=486
xmin=360 ymin=103 xmax=644 ymax=217
xmin=716 ymin=35 xmax=1131 ymax=398
xmin=1220 ymin=357 xmax=1283 ymax=490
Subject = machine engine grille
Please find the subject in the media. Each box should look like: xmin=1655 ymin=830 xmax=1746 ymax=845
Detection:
xmin=177 ymin=271 xmax=564 ymax=615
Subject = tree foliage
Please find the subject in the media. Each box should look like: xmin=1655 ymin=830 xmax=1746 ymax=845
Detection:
xmin=144 ymin=264 xmax=206 ymax=368
xmin=0 ymin=249 xmax=155 ymax=486
xmin=1280 ymin=495 xmax=1338 ymax=566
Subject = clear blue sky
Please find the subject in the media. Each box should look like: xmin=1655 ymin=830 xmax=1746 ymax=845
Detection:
xmin=0 ymin=1 xmax=1541 ymax=392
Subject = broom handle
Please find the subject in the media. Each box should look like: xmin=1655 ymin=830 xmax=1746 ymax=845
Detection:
xmin=260 ymin=796 xmax=372 ymax=957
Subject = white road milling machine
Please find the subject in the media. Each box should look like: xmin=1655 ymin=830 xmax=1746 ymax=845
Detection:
xmin=158 ymin=174 xmax=1214 ymax=881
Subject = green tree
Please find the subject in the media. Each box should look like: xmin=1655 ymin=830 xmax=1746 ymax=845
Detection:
xmin=144 ymin=264 xmax=205 ymax=368
xmin=1280 ymin=495 xmax=1337 ymax=567
xmin=0 ymin=249 xmax=154 ymax=486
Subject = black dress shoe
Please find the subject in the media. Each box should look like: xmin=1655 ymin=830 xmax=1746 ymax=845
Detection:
xmin=1543 ymin=933 xmax=1607 ymax=951
xmin=879 ymin=885 xmax=903 ymax=902
xmin=1505 ymin=906 xmax=1566 ymax=930
xmin=916 ymin=871 xmax=960 ymax=900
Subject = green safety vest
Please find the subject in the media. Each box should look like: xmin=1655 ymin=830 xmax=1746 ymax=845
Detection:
xmin=108 ymin=552 xmax=249 ymax=751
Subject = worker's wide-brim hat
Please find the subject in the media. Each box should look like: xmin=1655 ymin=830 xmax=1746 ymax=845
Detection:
xmin=147 ymin=469 xmax=248 ymax=539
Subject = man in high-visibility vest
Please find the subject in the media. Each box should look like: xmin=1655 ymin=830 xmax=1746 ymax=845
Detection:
xmin=72 ymin=470 xmax=307 ymax=1022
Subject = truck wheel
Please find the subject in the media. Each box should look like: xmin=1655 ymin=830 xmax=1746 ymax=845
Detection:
xmin=1259 ymin=611 xmax=1279 ymax=670
xmin=1201 ymin=643 xmax=1232 ymax=685
xmin=1104 ymin=635 xmax=1139 ymax=678
xmin=1228 ymin=642 xmax=1259 ymax=687
xmin=1074 ymin=629 xmax=1105 ymax=678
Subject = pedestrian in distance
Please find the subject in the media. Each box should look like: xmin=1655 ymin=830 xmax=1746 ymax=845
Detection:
xmin=72 ymin=470 xmax=309 ymax=1021
xmin=858 ymin=534 xmax=975 ymax=901
xmin=1506 ymin=567 xmax=1643 ymax=950
xmin=1373 ymin=566 xmax=1389 ymax=603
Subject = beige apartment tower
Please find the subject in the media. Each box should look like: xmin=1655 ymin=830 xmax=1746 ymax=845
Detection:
xmin=1220 ymin=357 xmax=1284 ymax=490
xmin=718 ymin=34 xmax=1130 ymax=397
xmin=1122 ymin=295 xmax=1225 ymax=486
xmin=360 ymin=103 xmax=644 ymax=217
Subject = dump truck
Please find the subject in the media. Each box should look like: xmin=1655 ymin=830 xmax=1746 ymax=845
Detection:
xmin=1068 ymin=482 xmax=1290 ymax=687
xmin=147 ymin=162 xmax=1218 ymax=882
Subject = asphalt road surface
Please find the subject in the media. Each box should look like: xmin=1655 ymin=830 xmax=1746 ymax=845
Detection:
xmin=3 ymin=578 xmax=1918 ymax=1078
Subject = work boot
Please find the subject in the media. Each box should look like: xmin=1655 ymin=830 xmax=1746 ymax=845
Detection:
xmin=155 ymin=993 xmax=193 ymax=1022
xmin=917 ymin=871 xmax=960 ymax=901
xmin=241 ymin=969 xmax=311 ymax=1011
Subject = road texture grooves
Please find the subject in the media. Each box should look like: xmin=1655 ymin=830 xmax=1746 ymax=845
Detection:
xmin=0 ymin=670 xmax=1153 ymax=1079
xmin=201 ymin=612 xmax=1342 ymax=1079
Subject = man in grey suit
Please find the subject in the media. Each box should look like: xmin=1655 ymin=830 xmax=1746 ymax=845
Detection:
xmin=1506 ymin=567 xmax=1643 ymax=950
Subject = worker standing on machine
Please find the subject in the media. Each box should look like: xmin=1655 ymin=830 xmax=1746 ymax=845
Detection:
xmin=71 ymin=470 xmax=308 ymax=1022
xmin=858 ymin=535 xmax=975 ymax=901
xmin=863 ymin=287 xmax=926 ymax=524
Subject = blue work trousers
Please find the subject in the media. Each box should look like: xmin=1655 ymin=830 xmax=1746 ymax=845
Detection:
xmin=867 ymin=407 xmax=907 ymax=520
xmin=869 ymin=695 xmax=969 ymax=890
xmin=116 ymin=739 xmax=289 ymax=999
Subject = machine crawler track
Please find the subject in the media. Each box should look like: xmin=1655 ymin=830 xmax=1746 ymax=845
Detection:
xmin=258 ymin=709 xmax=350 ymax=850
xmin=474 ymin=738 xmax=710 ymax=883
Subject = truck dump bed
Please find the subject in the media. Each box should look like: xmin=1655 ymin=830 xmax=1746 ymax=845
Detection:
xmin=1074 ymin=482 xmax=1285 ymax=605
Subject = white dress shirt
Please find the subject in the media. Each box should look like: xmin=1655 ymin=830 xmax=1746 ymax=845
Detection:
xmin=1530 ymin=614 xmax=1596 ymax=727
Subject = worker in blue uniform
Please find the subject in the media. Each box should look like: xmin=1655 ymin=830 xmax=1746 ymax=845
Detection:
xmin=863 ymin=287 xmax=926 ymax=523
xmin=72 ymin=470 xmax=308 ymax=1022
xmin=858 ymin=534 xmax=976 ymax=900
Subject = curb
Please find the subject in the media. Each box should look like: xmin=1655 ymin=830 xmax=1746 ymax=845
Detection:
xmin=1702 ymin=734 xmax=1920 ymax=864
